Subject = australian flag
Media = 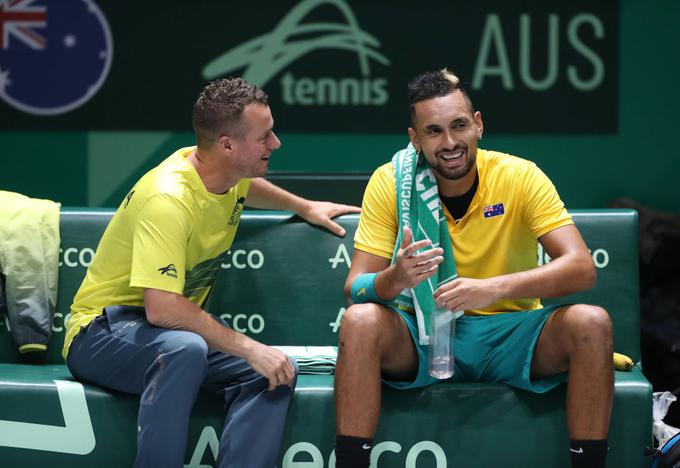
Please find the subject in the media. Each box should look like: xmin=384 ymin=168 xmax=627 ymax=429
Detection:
xmin=0 ymin=0 xmax=112 ymax=115
xmin=483 ymin=203 xmax=505 ymax=218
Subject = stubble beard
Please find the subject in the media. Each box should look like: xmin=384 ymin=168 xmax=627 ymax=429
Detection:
xmin=429 ymin=148 xmax=477 ymax=181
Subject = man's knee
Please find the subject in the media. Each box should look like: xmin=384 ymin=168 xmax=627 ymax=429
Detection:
xmin=158 ymin=332 xmax=209 ymax=366
xmin=565 ymin=305 xmax=612 ymax=347
xmin=339 ymin=303 xmax=389 ymax=347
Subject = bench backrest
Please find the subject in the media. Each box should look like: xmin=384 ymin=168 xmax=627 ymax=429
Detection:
xmin=0 ymin=209 xmax=640 ymax=364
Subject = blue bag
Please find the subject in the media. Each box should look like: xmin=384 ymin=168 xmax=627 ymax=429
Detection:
xmin=652 ymin=433 xmax=680 ymax=468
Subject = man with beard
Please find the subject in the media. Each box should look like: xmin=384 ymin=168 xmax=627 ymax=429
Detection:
xmin=333 ymin=69 xmax=613 ymax=468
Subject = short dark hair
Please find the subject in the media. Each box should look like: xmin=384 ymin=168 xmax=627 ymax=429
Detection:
xmin=408 ymin=69 xmax=475 ymax=124
xmin=192 ymin=78 xmax=269 ymax=148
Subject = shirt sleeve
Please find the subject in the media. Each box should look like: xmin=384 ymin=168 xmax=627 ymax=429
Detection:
xmin=521 ymin=163 xmax=573 ymax=238
xmin=129 ymin=193 xmax=192 ymax=294
xmin=354 ymin=164 xmax=398 ymax=259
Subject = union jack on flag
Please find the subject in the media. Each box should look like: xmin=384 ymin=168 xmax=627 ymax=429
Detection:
xmin=483 ymin=203 xmax=505 ymax=219
xmin=0 ymin=0 xmax=47 ymax=50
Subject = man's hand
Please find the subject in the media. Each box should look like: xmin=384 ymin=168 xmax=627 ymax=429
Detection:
xmin=433 ymin=277 xmax=500 ymax=312
xmin=242 ymin=342 xmax=296 ymax=390
xmin=298 ymin=200 xmax=361 ymax=237
xmin=388 ymin=226 xmax=444 ymax=291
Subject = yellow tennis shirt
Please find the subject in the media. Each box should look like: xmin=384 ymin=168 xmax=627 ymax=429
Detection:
xmin=63 ymin=147 xmax=250 ymax=358
xmin=354 ymin=149 xmax=573 ymax=315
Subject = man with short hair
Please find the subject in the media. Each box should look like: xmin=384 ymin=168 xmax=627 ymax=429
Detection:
xmin=64 ymin=78 xmax=360 ymax=468
xmin=334 ymin=69 xmax=613 ymax=468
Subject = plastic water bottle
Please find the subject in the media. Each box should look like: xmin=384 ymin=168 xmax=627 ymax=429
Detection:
xmin=428 ymin=306 xmax=455 ymax=379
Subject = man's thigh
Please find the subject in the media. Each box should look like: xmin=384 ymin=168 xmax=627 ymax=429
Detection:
xmin=462 ymin=306 xmax=565 ymax=393
xmin=375 ymin=307 xmax=421 ymax=385
xmin=530 ymin=304 xmax=577 ymax=379
xmin=67 ymin=306 xmax=207 ymax=394
xmin=379 ymin=307 xmax=419 ymax=381
xmin=339 ymin=303 xmax=418 ymax=382
xmin=531 ymin=303 xmax=612 ymax=379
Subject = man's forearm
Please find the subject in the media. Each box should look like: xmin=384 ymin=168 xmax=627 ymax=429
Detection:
xmin=145 ymin=289 xmax=296 ymax=389
xmin=346 ymin=240 xmax=443 ymax=303
xmin=430 ymin=252 xmax=596 ymax=312
xmin=493 ymin=252 xmax=596 ymax=300
xmin=246 ymin=177 xmax=309 ymax=214
xmin=145 ymin=291 xmax=257 ymax=358
xmin=374 ymin=265 xmax=409 ymax=301
xmin=373 ymin=251 xmax=595 ymax=312
xmin=247 ymin=177 xmax=360 ymax=237
xmin=495 ymin=223 xmax=597 ymax=300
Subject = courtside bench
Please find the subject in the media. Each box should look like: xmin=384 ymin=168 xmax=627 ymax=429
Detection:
xmin=0 ymin=209 xmax=652 ymax=467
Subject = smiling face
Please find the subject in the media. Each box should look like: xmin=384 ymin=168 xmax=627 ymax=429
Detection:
xmin=408 ymin=90 xmax=483 ymax=192
xmin=227 ymin=103 xmax=281 ymax=178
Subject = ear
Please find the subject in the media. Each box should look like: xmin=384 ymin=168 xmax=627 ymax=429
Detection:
xmin=474 ymin=111 xmax=484 ymax=140
xmin=217 ymin=135 xmax=232 ymax=152
xmin=408 ymin=127 xmax=421 ymax=153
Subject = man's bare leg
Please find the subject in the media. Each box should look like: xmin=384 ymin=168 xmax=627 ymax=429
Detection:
xmin=532 ymin=304 xmax=614 ymax=467
xmin=334 ymin=303 xmax=418 ymax=466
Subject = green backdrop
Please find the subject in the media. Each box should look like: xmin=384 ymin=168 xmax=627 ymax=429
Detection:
xmin=0 ymin=0 xmax=678 ymax=212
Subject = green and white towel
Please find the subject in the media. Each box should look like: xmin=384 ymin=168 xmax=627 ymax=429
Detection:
xmin=274 ymin=346 xmax=338 ymax=375
xmin=391 ymin=143 xmax=458 ymax=345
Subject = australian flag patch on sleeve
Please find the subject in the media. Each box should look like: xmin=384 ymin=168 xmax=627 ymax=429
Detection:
xmin=483 ymin=203 xmax=505 ymax=218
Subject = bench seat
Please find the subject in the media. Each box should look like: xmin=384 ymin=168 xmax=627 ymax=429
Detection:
xmin=0 ymin=209 xmax=654 ymax=467
xmin=0 ymin=364 xmax=651 ymax=467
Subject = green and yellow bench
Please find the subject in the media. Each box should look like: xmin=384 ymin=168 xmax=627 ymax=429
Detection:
xmin=0 ymin=209 xmax=652 ymax=467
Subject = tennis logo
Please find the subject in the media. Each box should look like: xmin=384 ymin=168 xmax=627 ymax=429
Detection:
xmin=202 ymin=0 xmax=390 ymax=106
xmin=158 ymin=263 xmax=178 ymax=278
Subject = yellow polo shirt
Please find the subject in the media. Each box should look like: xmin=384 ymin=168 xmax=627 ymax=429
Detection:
xmin=354 ymin=149 xmax=573 ymax=315
xmin=63 ymin=147 xmax=250 ymax=358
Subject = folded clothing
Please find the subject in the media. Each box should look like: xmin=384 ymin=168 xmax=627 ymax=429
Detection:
xmin=274 ymin=346 xmax=338 ymax=375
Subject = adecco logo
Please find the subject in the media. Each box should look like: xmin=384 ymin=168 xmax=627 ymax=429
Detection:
xmin=186 ymin=427 xmax=448 ymax=468
xmin=59 ymin=247 xmax=95 ymax=268
xmin=220 ymin=249 xmax=265 ymax=270
xmin=202 ymin=0 xmax=390 ymax=106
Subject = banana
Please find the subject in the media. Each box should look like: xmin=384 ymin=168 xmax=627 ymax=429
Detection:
xmin=613 ymin=352 xmax=634 ymax=371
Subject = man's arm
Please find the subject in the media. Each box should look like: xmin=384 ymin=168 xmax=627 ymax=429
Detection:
xmin=433 ymin=224 xmax=596 ymax=311
xmin=247 ymin=178 xmax=360 ymax=237
xmin=143 ymin=288 xmax=294 ymax=390
xmin=344 ymin=226 xmax=444 ymax=303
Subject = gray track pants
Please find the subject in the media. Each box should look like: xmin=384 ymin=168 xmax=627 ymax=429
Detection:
xmin=67 ymin=305 xmax=297 ymax=468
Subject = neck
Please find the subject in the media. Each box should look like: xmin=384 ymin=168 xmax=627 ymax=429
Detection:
xmin=435 ymin=164 xmax=478 ymax=198
xmin=188 ymin=148 xmax=239 ymax=194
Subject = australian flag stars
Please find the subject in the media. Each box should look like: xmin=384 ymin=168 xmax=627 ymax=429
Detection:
xmin=483 ymin=203 xmax=505 ymax=219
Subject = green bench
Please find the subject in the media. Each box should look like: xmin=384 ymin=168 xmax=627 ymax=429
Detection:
xmin=0 ymin=209 xmax=652 ymax=467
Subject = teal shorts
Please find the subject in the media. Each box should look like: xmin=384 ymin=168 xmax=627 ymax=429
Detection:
xmin=385 ymin=305 xmax=567 ymax=393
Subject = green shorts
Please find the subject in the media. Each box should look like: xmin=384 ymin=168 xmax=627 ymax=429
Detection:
xmin=385 ymin=305 xmax=567 ymax=393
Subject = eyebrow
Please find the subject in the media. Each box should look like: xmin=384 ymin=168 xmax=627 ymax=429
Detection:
xmin=424 ymin=116 xmax=470 ymax=129
xmin=259 ymin=126 xmax=274 ymax=139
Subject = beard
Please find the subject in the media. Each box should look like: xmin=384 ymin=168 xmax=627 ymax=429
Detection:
xmin=425 ymin=145 xmax=477 ymax=181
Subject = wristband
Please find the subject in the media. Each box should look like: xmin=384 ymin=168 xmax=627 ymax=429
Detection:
xmin=350 ymin=272 xmax=389 ymax=305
